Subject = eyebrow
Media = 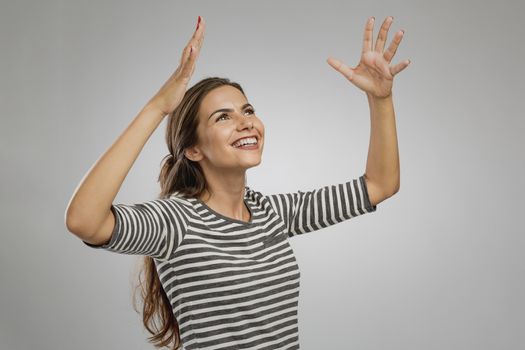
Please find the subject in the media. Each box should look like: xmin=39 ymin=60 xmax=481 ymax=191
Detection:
xmin=208 ymin=103 xmax=254 ymax=120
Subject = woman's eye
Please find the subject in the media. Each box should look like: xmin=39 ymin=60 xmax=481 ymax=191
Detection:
xmin=216 ymin=114 xmax=229 ymax=122
xmin=215 ymin=108 xmax=255 ymax=122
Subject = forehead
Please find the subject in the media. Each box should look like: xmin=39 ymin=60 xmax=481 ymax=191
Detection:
xmin=199 ymin=85 xmax=247 ymax=117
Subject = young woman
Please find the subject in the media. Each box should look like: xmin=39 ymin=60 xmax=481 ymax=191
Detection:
xmin=65 ymin=15 xmax=408 ymax=350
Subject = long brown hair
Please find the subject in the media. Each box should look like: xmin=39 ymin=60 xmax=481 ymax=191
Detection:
xmin=131 ymin=76 xmax=246 ymax=349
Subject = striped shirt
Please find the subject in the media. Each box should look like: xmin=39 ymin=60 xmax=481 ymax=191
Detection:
xmin=83 ymin=174 xmax=377 ymax=349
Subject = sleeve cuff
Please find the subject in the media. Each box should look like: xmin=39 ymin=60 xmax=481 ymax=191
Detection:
xmin=82 ymin=205 xmax=121 ymax=249
xmin=359 ymin=174 xmax=377 ymax=212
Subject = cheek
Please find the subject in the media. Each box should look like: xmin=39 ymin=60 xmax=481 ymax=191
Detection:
xmin=256 ymin=119 xmax=265 ymax=136
xmin=209 ymin=128 xmax=233 ymax=150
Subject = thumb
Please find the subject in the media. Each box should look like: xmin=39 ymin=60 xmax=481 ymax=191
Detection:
xmin=327 ymin=56 xmax=355 ymax=81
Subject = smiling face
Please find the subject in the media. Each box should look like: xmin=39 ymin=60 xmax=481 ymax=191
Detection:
xmin=184 ymin=85 xmax=265 ymax=173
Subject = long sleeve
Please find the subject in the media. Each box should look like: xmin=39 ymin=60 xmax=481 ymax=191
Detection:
xmin=82 ymin=198 xmax=188 ymax=261
xmin=266 ymin=174 xmax=377 ymax=238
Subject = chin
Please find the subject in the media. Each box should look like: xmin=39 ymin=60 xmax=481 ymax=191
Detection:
xmin=242 ymin=156 xmax=263 ymax=169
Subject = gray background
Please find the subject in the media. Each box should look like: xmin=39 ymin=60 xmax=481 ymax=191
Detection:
xmin=1 ymin=0 xmax=524 ymax=349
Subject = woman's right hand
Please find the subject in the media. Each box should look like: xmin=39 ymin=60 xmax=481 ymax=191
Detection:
xmin=147 ymin=16 xmax=206 ymax=116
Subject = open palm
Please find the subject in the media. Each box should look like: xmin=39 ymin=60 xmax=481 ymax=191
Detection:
xmin=327 ymin=16 xmax=410 ymax=99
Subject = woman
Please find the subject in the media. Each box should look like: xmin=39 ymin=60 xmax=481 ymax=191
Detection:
xmin=65 ymin=15 xmax=408 ymax=350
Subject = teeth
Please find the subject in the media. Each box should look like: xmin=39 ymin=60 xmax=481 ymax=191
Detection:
xmin=232 ymin=137 xmax=257 ymax=148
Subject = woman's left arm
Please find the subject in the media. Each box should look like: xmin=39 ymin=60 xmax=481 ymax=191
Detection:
xmin=327 ymin=15 xmax=410 ymax=206
xmin=364 ymin=92 xmax=400 ymax=206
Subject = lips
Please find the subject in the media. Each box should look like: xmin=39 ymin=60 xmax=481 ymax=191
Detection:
xmin=231 ymin=135 xmax=259 ymax=146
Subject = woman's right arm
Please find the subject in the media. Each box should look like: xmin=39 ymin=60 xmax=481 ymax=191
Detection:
xmin=65 ymin=105 xmax=166 ymax=245
xmin=65 ymin=15 xmax=206 ymax=245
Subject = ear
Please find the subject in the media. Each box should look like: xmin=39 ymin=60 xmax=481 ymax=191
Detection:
xmin=184 ymin=146 xmax=203 ymax=162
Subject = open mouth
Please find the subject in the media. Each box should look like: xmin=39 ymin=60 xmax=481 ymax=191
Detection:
xmin=231 ymin=136 xmax=259 ymax=149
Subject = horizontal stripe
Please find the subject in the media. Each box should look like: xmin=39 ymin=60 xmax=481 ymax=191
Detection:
xmin=83 ymin=174 xmax=377 ymax=349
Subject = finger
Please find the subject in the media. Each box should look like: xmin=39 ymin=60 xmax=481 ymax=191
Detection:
xmin=361 ymin=17 xmax=375 ymax=56
xmin=192 ymin=16 xmax=206 ymax=50
xmin=327 ymin=56 xmax=356 ymax=81
xmin=184 ymin=16 xmax=204 ymax=60
xmin=179 ymin=17 xmax=205 ymax=67
xmin=178 ymin=45 xmax=195 ymax=79
xmin=389 ymin=59 xmax=411 ymax=76
xmin=384 ymin=29 xmax=404 ymax=63
xmin=374 ymin=16 xmax=393 ymax=53
xmin=191 ymin=15 xmax=201 ymax=39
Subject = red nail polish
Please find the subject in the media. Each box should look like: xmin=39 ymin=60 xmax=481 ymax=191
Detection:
xmin=196 ymin=16 xmax=201 ymax=31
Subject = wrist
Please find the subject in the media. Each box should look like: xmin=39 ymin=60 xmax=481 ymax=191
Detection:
xmin=143 ymin=100 xmax=169 ymax=118
xmin=367 ymin=91 xmax=392 ymax=100
xmin=141 ymin=102 xmax=169 ymax=122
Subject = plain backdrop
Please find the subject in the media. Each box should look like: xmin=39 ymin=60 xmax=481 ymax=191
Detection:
xmin=1 ymin=0 xmax=524 ymax=349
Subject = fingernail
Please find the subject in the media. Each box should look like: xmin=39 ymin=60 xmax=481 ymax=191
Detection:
xmin=196 ymin=16 xmax=201 ymax=31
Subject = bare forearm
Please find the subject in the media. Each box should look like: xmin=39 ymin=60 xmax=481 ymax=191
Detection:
xmin=65 ymin=104 xmax=166 ymax=238
xmin=364 ymin=92 xmax=400 ymax=196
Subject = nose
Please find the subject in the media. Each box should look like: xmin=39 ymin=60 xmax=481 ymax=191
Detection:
xmin=236 ymin=114 xmax=254 ymax=130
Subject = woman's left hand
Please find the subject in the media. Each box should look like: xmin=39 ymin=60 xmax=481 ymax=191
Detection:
xmin=327 ymin=16 xmax=410 ymax=99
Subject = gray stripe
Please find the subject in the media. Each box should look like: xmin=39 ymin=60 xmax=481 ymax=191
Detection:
xmin=83 ymin=178 xmax=376 ymax=349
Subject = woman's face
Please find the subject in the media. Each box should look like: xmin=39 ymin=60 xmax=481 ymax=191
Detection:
xmin=186 ymin=85 xmax=265 ymax=171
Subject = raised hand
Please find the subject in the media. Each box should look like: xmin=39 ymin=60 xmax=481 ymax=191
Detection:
xmin=327 ymin=16 xmax=409 ymax=99
xmin=148 ymin=16 xmax=206 ymax=116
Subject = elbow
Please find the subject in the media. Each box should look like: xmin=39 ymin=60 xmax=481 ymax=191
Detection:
xmin=64 ymin=204 xmax=76 ymax=233
xmin=389 ymin=183 xmax=400 ymax=197
xmin=64 ymin=205 xmax=92 ymax=238
xmin=64 ymin=207 xmax=82 ymax=236
xmin=391 ymin=181 xmax=400 ymax=195
xmin=383 ymin=182 xmax=400 ymax=199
